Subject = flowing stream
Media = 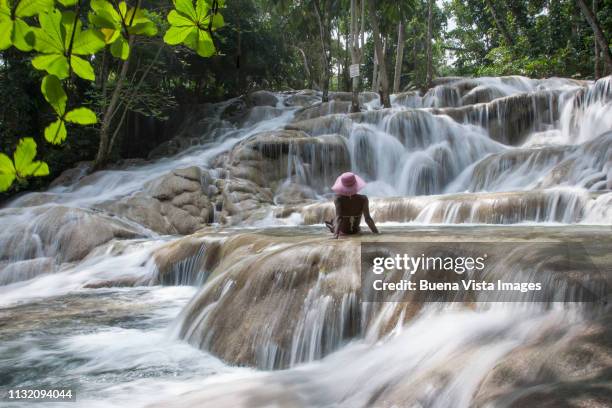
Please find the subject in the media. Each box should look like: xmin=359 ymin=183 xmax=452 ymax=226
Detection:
xmin=1 ymin=76 xmax=611 ymax=407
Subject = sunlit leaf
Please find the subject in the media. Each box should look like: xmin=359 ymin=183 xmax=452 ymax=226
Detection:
xmin=41 ymin=75 xmax=67 ymax=116
xmin=32 ymin=53 xmax=70 ymax=78
xmin=44 ymin=119 xmax=67 ymax=144
xmin=15 ymin=0 xmax=54 ymax=18
xmin=14 ymin=138 xmax=49 ymax=178
xmin=110 ymin=35 xmax=129 ymax=59
xmin=65 ymin=107 xmax=97 ymax=124
xmin=164 ymin=0 xmax=222 ymax=55
xmin=163 ymin=24 xmax=193 ymax=45
xmin=0 ymin=153 xmax=16 ymax=192
xmin=0 ymin=18 xmax=13 ymax=50
xmin=12 ymin=18 xmax=34 ymax=51
xmin=70 ymin=55 xmax=95 ymax=80
xmin=33 ymin=9 xmax=103 ymax=80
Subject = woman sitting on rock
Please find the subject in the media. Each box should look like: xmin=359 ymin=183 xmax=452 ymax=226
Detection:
xmin=325 ymin=172 xmax=379 ymax=239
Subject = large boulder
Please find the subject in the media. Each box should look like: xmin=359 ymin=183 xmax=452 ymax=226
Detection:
xmin=0 ymin=206 xmax=145 ymax=263
xmin=100 ymin=166 xmax=215 ymax=235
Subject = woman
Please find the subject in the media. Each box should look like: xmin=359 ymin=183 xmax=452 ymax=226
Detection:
xmin=325 ymin=172 xmax=379 ymax=239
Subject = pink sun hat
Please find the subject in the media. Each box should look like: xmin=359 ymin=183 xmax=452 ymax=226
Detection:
xmin=331 ymin=172 xmax=366 ymax=196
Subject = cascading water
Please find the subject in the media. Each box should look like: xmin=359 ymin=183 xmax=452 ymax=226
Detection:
xmin=1 ymin=76 xmax=611 ymax=407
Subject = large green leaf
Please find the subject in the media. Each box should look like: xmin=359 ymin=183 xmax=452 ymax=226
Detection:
xmin=163 ymin=24 xmax=194 ymax=45
xmin=164 ymin=0 xmax=222 ymax=56
xmin=65 ymin=107 xmax=97 ymax=124
xmin=70 ymin=55 xmax=95 ymax=80
xmin=0 ymin=138 xmax=49 ymax=191
xmin=89 ymin=0 xmax=156 ymax=59
xmin=15 ymin=0 xmax=54 ymax=18
xmin=174 ymin=0 xmax=197 ymax=21
xmin=41 ymin=74 xmax=67 ymax=115
xmin=14 ymin=138 xmax=49 ymax=177
xmin=32 ymin=53 xmax=70 ymax=78
xmin=0 ymin=153 xmax=16 ymax=192
xmin=110 ymin=35 xmax=129 ymax=59
xmin=33 ymin=9 xmax=104 ymax=80
xmin=0 ymin=0 xmax=50 ymax=51
xmin=0 ymin=18 xmax=12 ymax=50
xmin=34 ymin=9 xmax=64 ymax=53
xmin=12 ymin=18 xmax=34 ymax=51
xmin=44 ymin=119 xmax=67 ymax=144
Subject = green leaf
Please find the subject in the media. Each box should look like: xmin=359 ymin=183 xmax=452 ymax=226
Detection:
xmin=0 ymin=153 xmax=16 ymax=192
xmin=129 ymin=20 xmax=157 ymax=36
xmin=15 ymin=0 xmax=54 ymax=18
xmin=41 ymin=74 xmax=67 ymax=115
xmin=163 ymin=24 xmax=194 ymax=45
xmin=32 ymin=53 xmax=70 ymax=79
xmin=167 ymin=9 xmax=193 ymax=27
xmin=0 ymin=18 xmax=13 ymax=50
xmin=211 ymin=13 xmax=223 ymax=30
xmin=70 ymin=55 xmax=95 ymax=80
xmin=57 ymin=0 xmax=77 ymax=6
xmin=13 ymin=138 xmax=49 ymax=178
xmin=33 ymin=9 xmax=103 ymax=79
xmin=110 ymin=35 xmax=129 ymax=59
xmin=12 ymin=18 xmax=34 ymax=51
xmin=71 ymin=29 xmax=105 ymax=54
xmin=34 ymin=9 xmax=64 ymax=53
xmin=13 ymin=137 xmax=37 ymax=173
xmin=44 ymin=119 xmax=67 ymax=144
xmin=165 ymin=0 xmax=221 ymax=56
xmin=174 ymin=0 xmax=197 ymax=21
xmin=186 ymin=28 xmax=214 ymax=57
xmin=65 ymin=107 xmax=97 ymax=124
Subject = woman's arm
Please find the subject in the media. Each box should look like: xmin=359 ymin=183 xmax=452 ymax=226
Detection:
xmin=363 ymin=196 xmax=379 ymax=234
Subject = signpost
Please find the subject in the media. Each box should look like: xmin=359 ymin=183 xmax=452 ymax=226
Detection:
xmin=350 ymin=64 xmax=360 ymax=78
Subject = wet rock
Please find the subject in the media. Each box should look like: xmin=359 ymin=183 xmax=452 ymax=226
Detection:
xmin=473 ymin=314 xmax=612 ymax=407
xmin=247 ymin=90 xmax=278 ymax=107
xmin=0 ymin=257 xmax=55 ymax=285
xmin=284 ymin=90 xmax=320 ymax=108
xmin=100 ymin=167 xmax=215 ymax=235
xmin=293 ymin=101 xmax=352 ymax=121
xmin=0 ymin=206 xmax=144 ymax=263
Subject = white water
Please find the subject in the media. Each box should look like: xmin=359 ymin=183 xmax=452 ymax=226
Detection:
xmin=1 ymin=76 xmax=611 ymax=407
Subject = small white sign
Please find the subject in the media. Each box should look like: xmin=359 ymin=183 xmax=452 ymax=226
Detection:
xmin=349 ymin=64 xmax=360 ymax=78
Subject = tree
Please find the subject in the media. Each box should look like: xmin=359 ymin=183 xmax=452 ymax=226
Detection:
xmin=313 ymin=0 xmax=333 ymax=101
xmin=576 ymin=0 xmax=612 ymax=74
xmin=425 ymin=0 xmax=433 ymax=88
xmin=349 ymin=0 xmax=364 ymax=111
xmin=392 ymin=19 xmax=405 ymax=93
xmin=367 ymin=0 xmax=390 ymax=107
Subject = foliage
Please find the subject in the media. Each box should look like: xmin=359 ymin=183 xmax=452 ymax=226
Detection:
xmin=0 ymin=0 xmax=224 ymax=193
xmin=164 ymin=0 xmax=224 ymax=57
xmin=0 ymin=138 xmax=49 ymax=191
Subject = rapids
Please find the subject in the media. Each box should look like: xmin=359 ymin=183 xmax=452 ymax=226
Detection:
xmin=1 ymin=76 xmax=611 ymax=407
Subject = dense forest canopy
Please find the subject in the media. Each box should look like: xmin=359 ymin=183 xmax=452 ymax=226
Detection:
xmin=1 ymin=0 xmax=611 ymax=197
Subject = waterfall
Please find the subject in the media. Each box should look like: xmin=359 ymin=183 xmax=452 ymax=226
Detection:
xmin=0 ymin=77 xmax=610 ymax=407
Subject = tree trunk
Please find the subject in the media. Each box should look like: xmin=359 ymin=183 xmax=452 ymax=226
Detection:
xmin=313 ymin=0 xmax=331 ymax=101
xmin=393 ymin=20 xmax=405 ymax=93
xmin=593 ymin=0 xmax=600 ymax=78
xmin=294 ymin=46 xmax=312 ymax=88
xmin=485 ymin=0 xmax=514 ymax=46
xmin=350 ymin=0 xmax=361 ymax=112
xmin=425 ymin=0 xmax=434 ymax=89
xmin=94 ymin=35 xmax=135 ymax=170
xmin=367 ymin=0 xmax=390 ymax=107
xmin=577 ymin=0 xmax=612 ymax=74
xmin=372 ymin=53 xmax=378 ymax=92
